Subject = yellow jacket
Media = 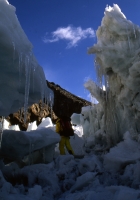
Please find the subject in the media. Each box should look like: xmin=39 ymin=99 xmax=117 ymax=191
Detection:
xmin=56 ymin=118 xmax=63 ymax=134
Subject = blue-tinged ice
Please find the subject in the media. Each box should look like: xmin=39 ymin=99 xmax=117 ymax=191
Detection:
xmin=0 ymin=0 xmax=53 ymax=116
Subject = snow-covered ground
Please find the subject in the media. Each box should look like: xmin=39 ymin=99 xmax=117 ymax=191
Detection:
xmin=0 ymin=118 xmax=140 ymax=200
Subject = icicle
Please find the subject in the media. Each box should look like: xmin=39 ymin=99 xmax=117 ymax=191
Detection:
xmin=104 ymin=75 xmax=109 ymax=102
xmin=44 ymin=89 xmax=47 ymax=104
xmin=12 ymin=41 xmax=15 ymax=63
xmin=49 ymin=92 xmax=54 ymax=121
xmin=94 ymin=58 xmax=100 ymax=84
xmin=94 ymin=59 xmax=100 ymax=97
xmin=133 ymin=25 xmax=136 ymax=39
xmin=125 ymin=25 xmax=131 ymax=51
xmin=104 ymin=91 xmax=119 ymax=147
xmin=40 ymin=78 xmax=44 ymax=102
xmin=32 ymin=65 xmax=36 ymax=93
xmin=24 ymin=53 xmax=32 ymax=123
xmin=46 ymin=96 xmax=49 ymax=107
xmin=94 ymin=57 xmax=106 ymax=100
xmin=18 ymin=52 xmax=23 ymax=90
xmin=29 ymin=53 xmax=35 ymax=93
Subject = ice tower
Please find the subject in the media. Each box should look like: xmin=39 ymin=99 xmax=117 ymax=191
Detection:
xmin=85 ymin=4 xmax=140 ymax=146
xmin=0 ymin=0 xmax=53 ymax=116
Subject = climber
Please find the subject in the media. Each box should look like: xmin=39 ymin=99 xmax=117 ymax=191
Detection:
xmin=55 ymin=116 xmax=74 ymax=155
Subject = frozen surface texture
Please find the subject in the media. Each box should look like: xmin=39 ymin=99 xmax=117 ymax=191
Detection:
xmin=1 ymin=128 xmax=60 ymax=162
xmin=85 ymin=4 xmax=140 ymax=147
xmin=0 ymin=0 xmax=52 ymax=116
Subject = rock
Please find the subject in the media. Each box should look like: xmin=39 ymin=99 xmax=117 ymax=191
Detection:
xmin=6 ymin=81 xmax=91 ymax=131
xmin=47 ymin=81 xmax=91 ymax=117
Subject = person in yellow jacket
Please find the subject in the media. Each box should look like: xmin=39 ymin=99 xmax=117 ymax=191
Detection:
xmin=56 ymin=117 xmax=74 ymax=155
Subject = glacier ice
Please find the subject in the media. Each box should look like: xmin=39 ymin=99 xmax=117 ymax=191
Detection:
xmin=85 ymin=4 xmax=140 ymax=147
xmin=0 ymin=0 xmax=53 ymax=116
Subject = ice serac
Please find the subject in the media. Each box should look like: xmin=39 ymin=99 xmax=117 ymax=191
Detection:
xmin=0 ymin=128 xmax=60 ymax=163
xmin=85 ymin=4 xmax=140 ymax=147
xmin=0 ymin=0 xmax=52 ymax=116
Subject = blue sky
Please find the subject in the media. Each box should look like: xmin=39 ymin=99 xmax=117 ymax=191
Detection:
xmin=8 ymin=0 xmax=140 ymax=101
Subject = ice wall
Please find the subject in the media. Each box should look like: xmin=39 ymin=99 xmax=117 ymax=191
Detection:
xmin=0 ymin=0 xmax=53 ymax=116
xmin=85 ymin=4 xmax=140 ymax=146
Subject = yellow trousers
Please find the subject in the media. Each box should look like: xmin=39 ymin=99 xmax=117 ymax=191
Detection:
xmin=59 ymin=136 xmax=74 ymax=155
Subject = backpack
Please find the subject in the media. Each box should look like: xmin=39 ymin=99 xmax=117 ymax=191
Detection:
xmin=59 ymin=119 xmax=74 ymax=137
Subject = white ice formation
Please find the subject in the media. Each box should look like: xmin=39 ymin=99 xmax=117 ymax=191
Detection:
xmin=0 ymin=0 xmax=53 ymax=116
xmin=85 ymin=4 xmax=140 ymax=147
xmin=37 ymin=117 xmax=53 ymax=129
xmin=27 ymin=121 xmax=37 ymax=131
xmin=1 ymin=128 xmax=60 ymax=163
